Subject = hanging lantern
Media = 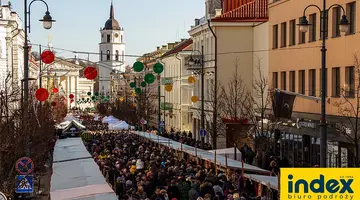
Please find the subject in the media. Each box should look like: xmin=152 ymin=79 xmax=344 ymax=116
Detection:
xmin=144 ymin=73 xmax=155 ymax=84
xmin=133 ymin=61 xmax=144 ymax=72
xmin=135 ymin=88 xmax=141 ymax=94
xmin=84 ymin=66 xmax=98 ymax=80
xmin=52 ymin=88 xmax=59 ymax=93
xmin=153 ymin=62 xmax=164 ymax=74
xmin=69 ymin=94 xmax=74 ymax=99
xmin=35 ymin=88 xmax=49 ymax=102
xmin=119 ymin=96 xmax=124 ymax=102
xmin=95 ymin=92 xmax=99 ymax=96
xmin=188 ymin=76 xmax=196 ymax=84
xmin=130 ymin=82 xmax=136 ymax=88
xmin=165 ymin=84 xmax=173 ymax=92
xmin=87 ymin=92 xmax=91 ymax=96
xmin=141 ymin=81 xmax=147 ymax=87
xmin=40 ymin=50 xmax=55 ymax=64
xmin=51 ymin=101 xmax=57 ymax=107
xmin=191 ymin=96 xmax=199 ymax=103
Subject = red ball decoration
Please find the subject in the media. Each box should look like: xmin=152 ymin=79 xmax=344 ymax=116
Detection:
xmin=35 ymin=88 xmax=49 ymax=102
xmin=51 ymin=101 xmax=57 ymax=106
xmin=69 ymin=94 xmax=74 ymax=99
xmin=40 ymin=50 xmax=55 ymax=64
xmin=84 ymin=66 xmax=98 ymax=80
xmin=52 ymin=88 xmax=59 ymax=93
xmin=70 ymin=99 xmax=74 ymax=103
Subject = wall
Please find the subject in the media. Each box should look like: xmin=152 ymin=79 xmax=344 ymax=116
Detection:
xmin=269 ymin=0 xmax=360 ymax=117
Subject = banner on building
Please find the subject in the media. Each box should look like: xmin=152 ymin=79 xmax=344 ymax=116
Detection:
xmin=272 ymin=90 xmax=296 ymax=119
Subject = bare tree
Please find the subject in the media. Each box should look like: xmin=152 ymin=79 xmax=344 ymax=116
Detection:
xmin=333 ymin=54 xmax=360 ymax=167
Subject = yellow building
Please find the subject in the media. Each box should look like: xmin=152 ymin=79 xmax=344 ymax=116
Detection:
xmin=269 ymin=0 xmax=358 ymax=167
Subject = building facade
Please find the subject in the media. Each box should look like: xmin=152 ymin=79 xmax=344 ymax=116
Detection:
xmin=188 ymin=0 xmax=269 ymax=148
xmin=98 ymin=2 xmax=126 ymax=96
xmin=269 ymin=0 xmax=359 ymax=166
xmin=159 ymin=39 xmax=193 ymax=132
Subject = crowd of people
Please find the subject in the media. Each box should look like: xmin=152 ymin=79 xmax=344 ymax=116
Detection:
xmin=83 ymin=130 xmax=273 ymax=200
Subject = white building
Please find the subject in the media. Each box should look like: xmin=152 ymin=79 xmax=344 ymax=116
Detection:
xmin=98 ymin=2 xmax=126 ymax=95
xmin=0 ymin=2 xmax=24 ymax=90
xmin=160 ymin=39 xmax=193 ymax=132
xmin=188 ymin=0 xmax=269 ymax=148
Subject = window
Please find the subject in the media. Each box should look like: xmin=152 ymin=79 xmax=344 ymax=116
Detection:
xmin=309 ymin=13 xmax=317 ymax=42
xmin=281 ymin=22 xmax=287 ymax=47
xmin=332 ymin=67 xmax=340 ymax=97
xmin=115 ymin=50 xmax=119 ymax=61
xmin=298 ymin=70 xmax=305 ymax=94
xmin=100 ymin=51 xmax=103 ymax=61
xmin=121 ymin=35 xmax=123 ymax=43
xmin=299 ymin=18 xmax=306 ymax=44
xmin=122 ymin=51 xmax=125 ymax=62
xmin=281 ymin=71 xmax=286 ymax=90
xmin=320 ymin=11 xmax=329 ymax=39
xmin=106 ymin=50 xmax=110 ymax=60
xmin=320 ymin=68 xmax=328 ymax=97
xmin=273 ymin=25 xmax=278 ymax=49
xmin=345 ymin=66 xmax=355 ymax=97
xmin=289 ymin=71 xmax=296 ymax=92
xmin=332 ymin=7 xmax=341 ymax=37
xmin=107 ymin=34 xmax=111 ymax=43
xmin=309 ymin=69 xmax=316 ymax=96
xmin=347 ymin=2 xmax=356 ymax=34
xmin=272 ymin=72 xmax=278 ymax=88
xmin=289 ymin=20 xmax=296 ymax=46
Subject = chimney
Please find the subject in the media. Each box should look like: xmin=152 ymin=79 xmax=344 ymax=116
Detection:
xmin=157 ymin=46 xmax=160 ymax=50
xmin=168 ymin=43 xmax=175 ymax=49
xmin=195 ymin=18 xmax=200 ymax=26
xmin=215 ymin=9 xmax=222 ymax=17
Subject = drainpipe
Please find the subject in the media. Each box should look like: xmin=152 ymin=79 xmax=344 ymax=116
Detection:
xmin=158 ymin=59 xmax=166 ymax=130
xmin=175 ymin=52 xmax=182 ymax=131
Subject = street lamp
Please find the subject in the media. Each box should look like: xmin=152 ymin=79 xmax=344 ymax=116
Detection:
xmin=298 ymin=2 xmax=349 ymax=167
xmin=188 ymin=47 xmax=205 ymax=148
xmin=24 ymin=0 xmax=55 ymax=109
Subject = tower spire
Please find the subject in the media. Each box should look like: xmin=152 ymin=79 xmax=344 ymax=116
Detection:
xmin=110 ymin=0 xmax=114 ymax=19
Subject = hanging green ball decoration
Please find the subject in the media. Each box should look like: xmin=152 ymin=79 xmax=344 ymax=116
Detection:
xmin=92 ymin=96 xmax=96 ymax=100
xmin=133 ymin=61 xmax=144 ymax=72
xmin=95 ymin=92 xmax=99 ymax=96
xmin=141 ymin=81 xmax=147 ymax=87
xmin=144 ymin=73 xmax=155 ymax=84
xmin=106 ymin=95 xmax=110 ymax=99
xmin=130 ymin=82 xmax=136 ymax=88
xmin=87 ymin=92 xmax=91 ymax=96
xmin=135 ymin=88 xmax=141 ymax=94
xmin=82 ymin=98 xmax=85 ymax=100
xmin=153 ymin=62 xmax=164 ymax=74
xmin=101 ymin=95 xmax=105 ymax=99
xmin=104 ymin=99 xmax=108 ymax=102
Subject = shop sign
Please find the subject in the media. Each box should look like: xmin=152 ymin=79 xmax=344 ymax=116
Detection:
xmin=296 ymin=118 xmax=316 ymax=129
xmin=161 ymin=78 xmax=173 ymax=85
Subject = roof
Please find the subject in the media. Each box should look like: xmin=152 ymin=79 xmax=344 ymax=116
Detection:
xmin=103 ymin=3 xmax=120 ymax=30
xmin=212 ymin=0 xmax=268 ymax=22
xmin=161 ymin=39 xmax=193 ymax=58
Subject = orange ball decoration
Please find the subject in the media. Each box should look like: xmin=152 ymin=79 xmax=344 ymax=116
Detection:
xmin=191 ymin=96 xmax=199 ymax=103
xmin=40 ymin=50 xmax=55 ymax=64
xmin=165 ymin=84 xmax=173 ymax=92
xmin=188 ymin=76 xmax=196 ymax=84
xmin=35 ymin=88 xmax=49 ymax=102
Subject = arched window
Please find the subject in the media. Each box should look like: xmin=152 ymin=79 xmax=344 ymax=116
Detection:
xmin=115 ymin=50 xmax=119 ymax=61
xmin=107 ymin=34 xmax=111 ymax=43
xmin=106 ymin=50 xmax=110 ymax=60
xmin=100 ymin=51 xmax=103 ymax=61
xmin=121 ymin=35 xmax=123 ymax=43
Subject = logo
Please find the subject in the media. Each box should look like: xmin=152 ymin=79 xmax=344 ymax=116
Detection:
xmin=281 ymin=168 xmax=360 ymax=200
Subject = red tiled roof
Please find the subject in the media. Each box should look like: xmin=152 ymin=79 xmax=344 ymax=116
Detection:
xmin=161 ymin=39 xmax=193 ymax=58
xmin=213 ymin=0 xmax=268 ymax=22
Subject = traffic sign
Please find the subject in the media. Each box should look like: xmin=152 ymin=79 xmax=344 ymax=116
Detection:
xmin=200 ymin=129 xmax=207 ymax=137
xmin=140 ymin=119 xmax=147 ymax=125
xmin=15 ymin=175 xmax=33 ymax=193
xmin=159 ymin=121 xmax=165 ymax=127
xmin=0 ymin=192 xmax=7 ymax=200
xmin=15 ymin=157 xmax=34 ymax=175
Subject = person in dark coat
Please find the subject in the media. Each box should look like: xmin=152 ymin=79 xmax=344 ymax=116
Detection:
xmin=167 ymin=179 xmax=180 ymax=200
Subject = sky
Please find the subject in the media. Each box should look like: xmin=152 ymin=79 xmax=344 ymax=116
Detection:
xmin=11 ymin=0 xmax=204 ymax=65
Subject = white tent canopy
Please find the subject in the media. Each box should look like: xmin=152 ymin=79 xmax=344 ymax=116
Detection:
xmin=102 ymin=116 xmax=120 ymax=124
xmin=56 ymin=120 xmax=86 ymax=131
xmin=108 ymin=121 xmax=130 ymax=130
xmin=208 ymin=148 xmax=242 ymax=161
